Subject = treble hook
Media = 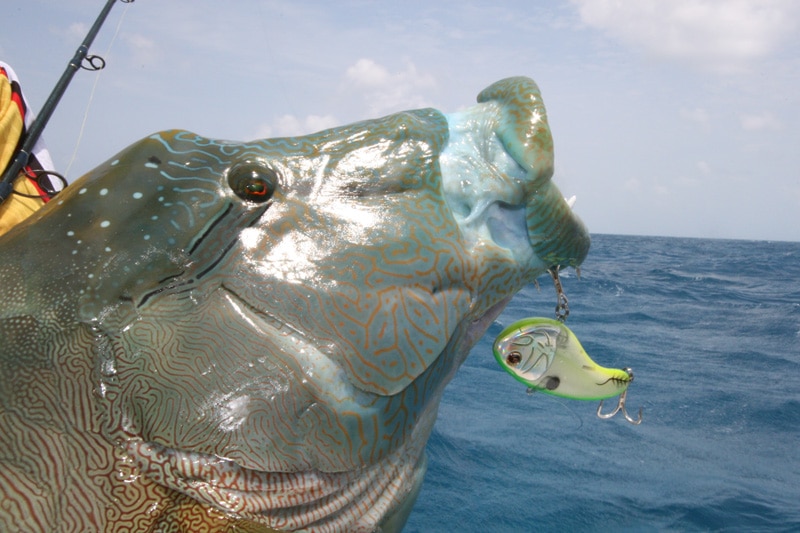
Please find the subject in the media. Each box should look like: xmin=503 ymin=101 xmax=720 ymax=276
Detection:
xmin=597 ymin=389 xmax=643 ymax=425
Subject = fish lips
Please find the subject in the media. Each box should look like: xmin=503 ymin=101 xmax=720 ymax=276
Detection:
xmin=442 ymin=76 xmax=590 ymax=277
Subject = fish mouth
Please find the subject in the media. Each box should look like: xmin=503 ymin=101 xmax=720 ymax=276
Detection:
xmin=440 ymin=77 xmax=590 ymax=276
xmin=123 ymin=436 xmax=421 ymax=531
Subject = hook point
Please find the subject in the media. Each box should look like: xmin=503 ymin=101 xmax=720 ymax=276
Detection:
xmin=596 ymin=390 xmax=643 ymax=425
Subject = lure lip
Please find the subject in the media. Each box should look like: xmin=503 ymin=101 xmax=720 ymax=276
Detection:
xmin=492 ymin=317 xmax=633 ymax=401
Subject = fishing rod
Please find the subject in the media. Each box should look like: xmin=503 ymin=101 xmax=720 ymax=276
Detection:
xmin=0 ymin=0 xmax=134 ymax=205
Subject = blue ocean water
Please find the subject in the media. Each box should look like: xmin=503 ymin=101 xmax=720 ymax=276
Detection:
xmin=406 ymin=234 xmax=800 ymax=532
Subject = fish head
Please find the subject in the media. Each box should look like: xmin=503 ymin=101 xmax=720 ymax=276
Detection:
xmin=0 ymin=76 xmax=591 ymax=527
xmin=38 ymin=76 xmax=589 ymax=466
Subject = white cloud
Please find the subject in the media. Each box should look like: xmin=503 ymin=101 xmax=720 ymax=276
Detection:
xmin=623 ymin=178 xmax=641 ymax=191
xmin=739 ymin=112 xmax=782 ymax=131
xmin=67 ymin=22 xmax=88 ymax=41
xmin=346 ymin=58 xmax=391 ymax=87
xmin=571 ymin=0 xmax=799 ymax=73
xmin=343 ymin=58 xmax=437 ymax=116
xmin=655 ymin=184 xmax=670 ymax=196
xmin=697 ymin=161 xmax=712 ymax=175
xmin=680 ymin=107 xmax=710 ymax=127
xmin=254 ymin=114 xmax=340 ymax=139
xmin=255 ymin=57 xmax=437 ymax=138
xmin=122 ymin=33 xmax=159 ymax=66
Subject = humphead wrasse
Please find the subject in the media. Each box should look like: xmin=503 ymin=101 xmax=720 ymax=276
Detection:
xmin=0 ymin=77 xmax=589 ymax=532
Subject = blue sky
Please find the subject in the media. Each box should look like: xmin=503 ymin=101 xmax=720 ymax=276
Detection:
xmin=3 ymin=0 xmax=799 ymax=241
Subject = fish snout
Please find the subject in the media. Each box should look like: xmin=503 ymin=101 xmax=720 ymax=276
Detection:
xmin=442 ymin=77 xmax=590 ymax=276
xmin=479 ymin=77 xmax=590 ymax=271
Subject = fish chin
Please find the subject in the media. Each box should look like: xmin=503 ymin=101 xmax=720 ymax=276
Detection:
xmin=124 ymin=437 xmax=423 ymax=532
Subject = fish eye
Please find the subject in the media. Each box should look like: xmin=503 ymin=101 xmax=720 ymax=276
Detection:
xmin=506 ymin=351 xmax=522 ymax=366
xmin=228 ymin=163 xmax=277 ymax=203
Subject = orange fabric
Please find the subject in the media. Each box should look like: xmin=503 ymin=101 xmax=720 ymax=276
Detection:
xmin=0 ymin=67 xmax=25 ymax=172
xmin=0 ymin=65 xmax=47 ymax=237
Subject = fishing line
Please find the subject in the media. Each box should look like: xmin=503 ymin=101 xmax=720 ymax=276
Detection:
xmin=532 ymin=390 xmax=586 ymax=430
xmin=64 ymin=1 xmax=131 ymax=180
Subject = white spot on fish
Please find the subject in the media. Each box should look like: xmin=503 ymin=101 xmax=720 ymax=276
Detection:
xmin=111 ymin=159 xmax=119 ymax=166
xmin=67 ymin=231 xmax=75 ymax=237
xmin=100 ymin=220 xmax=110 ymax=228
xmin=99 ymin=188 xmax=109 ymax=196
xmin=143 ymin=235 xmax=150 ymax=241
xmin=133 ymin=192 xmax=143 ymax=199
xmin=145 ymin=162 xmax=158 ymax=169
xmin=151 ymin=215 xmax=158 ymax=221
xmin=104 ymin=247 xmax=112 ymax=253
xmin=79 ymin=188 xmax=87 ymax=195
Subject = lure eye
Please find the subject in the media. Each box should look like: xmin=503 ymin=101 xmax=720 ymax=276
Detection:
xmin=506 ymin=352 xmax=522 ymax=366
xmin=228 ymin=163 xmax=277 ymax=203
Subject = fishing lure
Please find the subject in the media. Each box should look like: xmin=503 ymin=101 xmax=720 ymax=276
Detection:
xmin=493 ymin=317 xmax=642 ymax=424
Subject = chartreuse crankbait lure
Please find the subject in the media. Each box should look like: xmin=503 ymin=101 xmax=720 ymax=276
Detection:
xmin=493 ymin=317 xmax=642 ymax=424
